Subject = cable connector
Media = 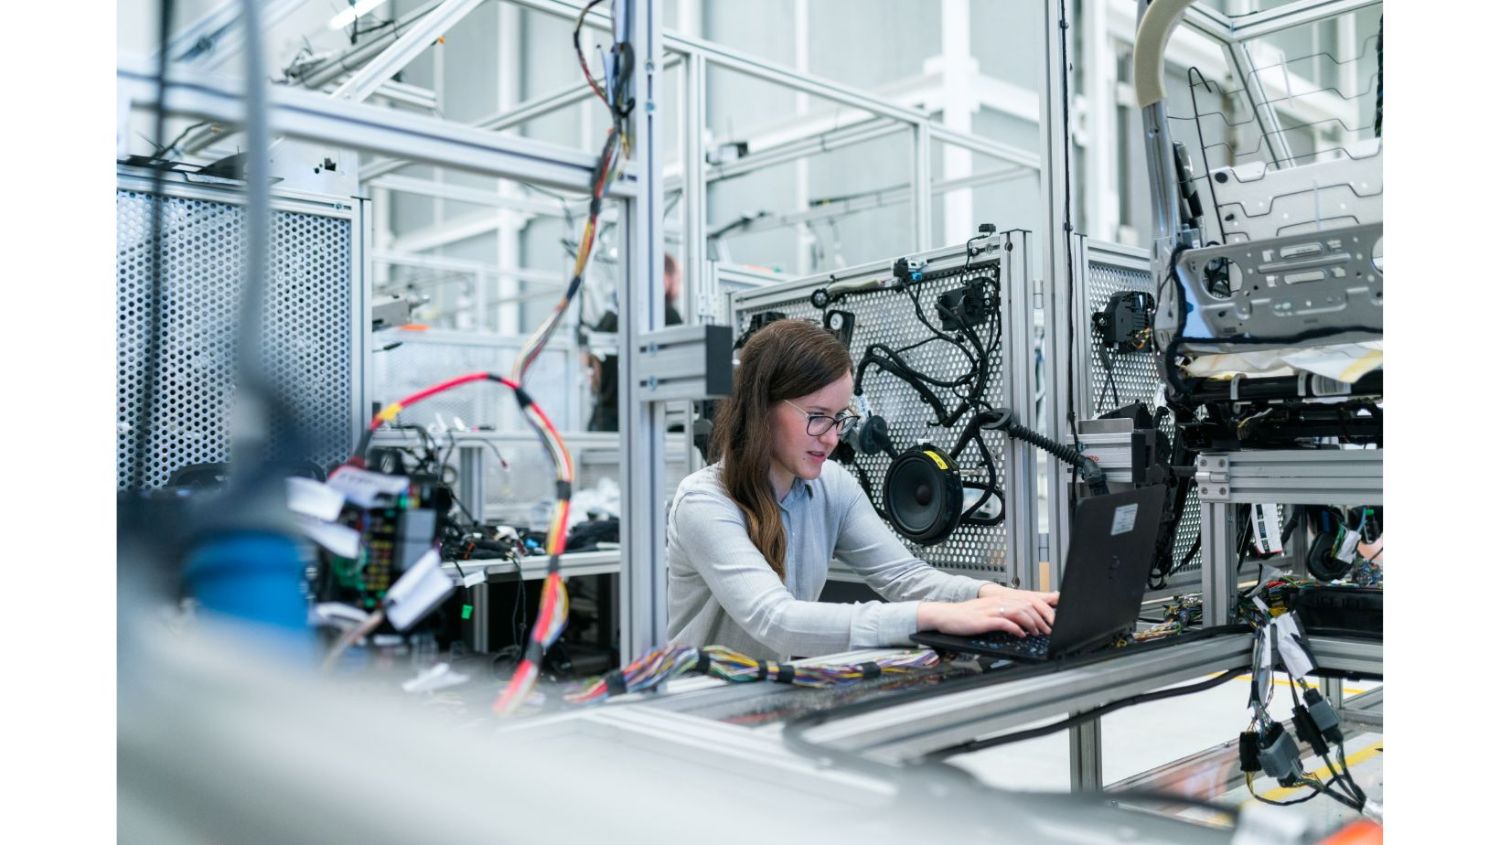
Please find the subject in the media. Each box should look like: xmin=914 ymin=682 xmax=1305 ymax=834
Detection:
xmin=1257 ymin=723 xmax=1305 ymax=787
xmin=1301 ymin=688 xmax=1345 ymax=745
xmin=1239 ymin=731 xmax=1262 ymax=773
xmin=1291 ymin=704 xmax=1330 ymax=757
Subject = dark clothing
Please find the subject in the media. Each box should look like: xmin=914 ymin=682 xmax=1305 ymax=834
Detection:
xmin=587 ymin=302 xmax=682 ymax=432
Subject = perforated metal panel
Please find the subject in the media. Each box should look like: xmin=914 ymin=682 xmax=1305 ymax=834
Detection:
xmin=117 ymin=182 xmax=356 ymax=489
xmin=1075 ymin=240 xmax=1203 ymax=577
xmin=732 ymin=238 xmax=1030 ymax=579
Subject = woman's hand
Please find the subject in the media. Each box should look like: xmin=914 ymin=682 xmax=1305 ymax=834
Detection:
xmin=917 ymin=593 xmax=1053 ymax=638
xmin=977 ymin=583 xmax=1060 ymax=635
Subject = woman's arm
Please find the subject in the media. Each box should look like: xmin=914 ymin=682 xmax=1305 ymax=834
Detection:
xmin=672 ymin=491 xmax=920 ymax=656
xmin=833 ymin=468 xmax=1059 ymax=634
xmin=833 ymin=479 xmax=992 ymax=603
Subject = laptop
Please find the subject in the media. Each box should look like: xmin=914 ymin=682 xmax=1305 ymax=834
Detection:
xmin=912 ymin=486 xmax=1167 ymax=662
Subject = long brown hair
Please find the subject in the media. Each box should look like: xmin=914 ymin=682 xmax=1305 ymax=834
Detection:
xmin=710 ymin=320 xmax=852 ymax=579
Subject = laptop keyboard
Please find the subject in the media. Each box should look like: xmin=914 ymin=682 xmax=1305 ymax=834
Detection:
xmin=968 ymin=632 xmax=1052 ymax=659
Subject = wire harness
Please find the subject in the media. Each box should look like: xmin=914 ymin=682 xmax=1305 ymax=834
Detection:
xmin=564 ymin=645 xmax=941 ymax=705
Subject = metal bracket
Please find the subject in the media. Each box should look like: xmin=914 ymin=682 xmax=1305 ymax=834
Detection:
xmin=1196 ymin=448 xmax=1382 ymax=625
xmin=633 ymin=324 xmax=733 ymax=402
xmin=1175 ymin=222 xmax=1384 ymax=353
xmin=1196 ymin=454 xmax=1231 ymax=502
xmin=1195 ymin=450 xmax=1382 ymax=506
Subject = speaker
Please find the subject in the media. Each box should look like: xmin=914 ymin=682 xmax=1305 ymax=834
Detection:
xmin=1306 ymin=530 xmax=1355 ymax=582
xmin=883 ymin=444 xmax=963 ymax=545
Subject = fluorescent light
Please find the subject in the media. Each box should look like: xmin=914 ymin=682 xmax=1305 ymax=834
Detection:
xmin=327 ymin=0 xmax=391 ymax=30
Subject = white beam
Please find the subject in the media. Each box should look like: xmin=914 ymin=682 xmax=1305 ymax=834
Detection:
xmin=331 ymin=0 xmax=487 ymax=103
xmin=163 ymin=0 xmax=314 ymax=68
xmin=1084 ymin=0 xmax=1121 ymax=241
xmin=366 ymin=174 xmax=561 ymax=217
xmin=1231 ymin=0 xmax=1380 ymax=41
xmin=934 ymin=0 xmax=975 ymax=244
xmin=372 ymin=249 xmax=563 ymax=286
xmin=118 ymin=55 xmax=628 ymax=195
xmin=710 ymin=167 xmax=1031 ymax=237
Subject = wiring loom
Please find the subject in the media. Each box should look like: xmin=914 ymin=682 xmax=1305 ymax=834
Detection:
xmin=565 ymin=645 xmax=941 ymax=704
xmin=383 ymin=0 xmax=628 ymax=716
xmin=339 ymin=372 xmax=574 ymax=715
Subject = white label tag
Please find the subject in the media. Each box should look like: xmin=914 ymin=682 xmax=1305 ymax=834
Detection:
xmin=1335 ymin=528 xmax=1361 ymax=564
xmin=327 ymin=467 xmax=410 ymax=507
xmin=297 ymin=514 xmax=362 ymax=559
xmin=462 ymin=572 xmax=487 ymax=589
xmin=1251 ymin=503 xmax=1284 ymax=555
xmin=286 ymin=477 xmax=346 ymax=521
xmin=1111 ymin=504 xmax=1140 ymax=536
xmin=1273 ymin=614 xmax=1316 ymax=679
xmin=1252 ymin=627 xmax=1274 ymax=707
xmin=402 ymin=662 xmax=471 ymax=694
xmin=385 ymin=549 xmax=456 ymax=631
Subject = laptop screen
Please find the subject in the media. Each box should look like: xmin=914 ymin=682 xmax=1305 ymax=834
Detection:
xmin=1047 ymin=486 xmax=1168 ymax=656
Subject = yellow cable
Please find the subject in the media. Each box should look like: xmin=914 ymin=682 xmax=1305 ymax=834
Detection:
xmin=1254 ymin=744 xmax=1380 ymax=804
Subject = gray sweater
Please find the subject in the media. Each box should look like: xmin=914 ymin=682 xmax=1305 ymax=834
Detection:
xmin=665 ymin=461 xmax=991 ymax=660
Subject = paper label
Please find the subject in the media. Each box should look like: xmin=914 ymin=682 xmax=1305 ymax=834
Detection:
xmin=385 ymin=549 xmax=456 ymax=631
xmin=297 ymin=515 xmax=361 ymax=559
xmin=1249 ymin=627 xmax=1272 ymax=709
xmin=1251 ymin=503 xmax=1284 ymax=555
xmin=1334 ymin=528 xmax=1361 ymax=564
xmin=923 ymin=450 xmax=948 ymax=470
xmin=1257 ymin=628 xmax=1275 ymax=704
xmin=1273 ymin=614 xmax=1316 ymax=679
xmin=1110 ymin=503 xmax=1140 ymax=536
xmin=327 ymin=466 xmax=410 ymax=507
xmin=287 ymin=477 xmax=346 ymax=521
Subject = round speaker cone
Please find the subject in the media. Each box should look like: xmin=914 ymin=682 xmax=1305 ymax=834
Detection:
xmin=883 ymin=445 xmax=963 ymax=545
xmin=1306 ymin=531 xmax=1354 ymax=582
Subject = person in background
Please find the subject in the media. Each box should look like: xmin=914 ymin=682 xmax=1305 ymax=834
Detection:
xmin=584 ymin=254 xmax=683 ymax=432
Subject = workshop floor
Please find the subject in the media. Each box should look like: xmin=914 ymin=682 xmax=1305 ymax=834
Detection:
xmin=946 ymin=674 xmax=1384 ymax=834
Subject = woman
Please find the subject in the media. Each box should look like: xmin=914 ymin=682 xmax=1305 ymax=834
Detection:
xmin=666 ymin=319 xmax=1058 ymax=660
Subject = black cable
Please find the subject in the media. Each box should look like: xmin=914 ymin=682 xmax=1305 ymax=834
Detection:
xmin=1287 ymin=679 xmax=1367 ymax=809
xmin=1057 ymin=0 xmax=1081 ymax=517
xmin=1095 ymin=340 xmax=1121 ymax=415
xmin=1185 ymin=67 xmax=1228 ymax=242
xmin=957 ymin=430 xmax=1004 ymax=525
xmin=1375 ymin=16 xmax=1383 ymax=137
xmin=906 ymin=283 xmax=979 ymax=370
xmin=925 ymin=664 xmax=1251 ymax=760
xmin=1175 ymin=534 xmax=1202 ymax=574
xmin=1249 ymin=782 xmax=1324 ymax=806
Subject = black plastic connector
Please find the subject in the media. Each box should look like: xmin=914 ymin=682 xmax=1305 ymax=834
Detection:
xmin=1239 ymin=731 xmax=1262 ymax=773
xmin=1302 ymin=689 xmax=1345 ymax=744
xmin=1292 ymin=704 xmax=1330 ymax=756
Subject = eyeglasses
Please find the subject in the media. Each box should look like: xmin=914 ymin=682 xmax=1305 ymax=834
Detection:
xmin=784 ymin=399 xmax=861 ymax=437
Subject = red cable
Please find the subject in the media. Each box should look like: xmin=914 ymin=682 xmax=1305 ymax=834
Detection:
xmin=367 ymin=372 xmax=519 ymax=430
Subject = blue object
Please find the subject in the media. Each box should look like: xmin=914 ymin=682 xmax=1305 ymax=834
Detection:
xmin=183 ymin=532 xmax=309 ymax=633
